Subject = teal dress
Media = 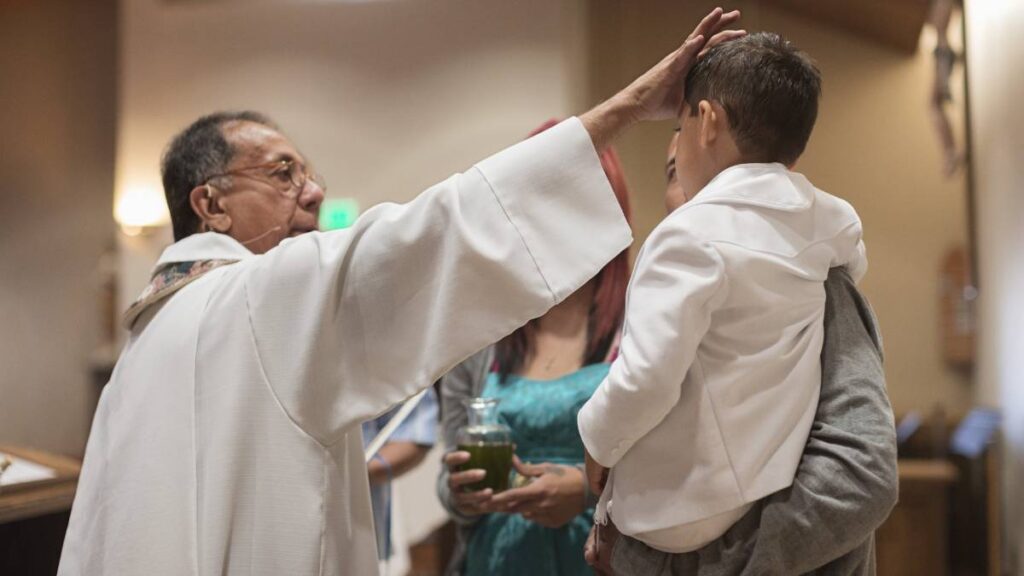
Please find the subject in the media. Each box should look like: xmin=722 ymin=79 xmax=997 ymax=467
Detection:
xmin=465 ymin=363 xmax=610 ymax=576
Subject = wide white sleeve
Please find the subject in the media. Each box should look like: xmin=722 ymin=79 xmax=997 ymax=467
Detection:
xmin=243 ymin=118 xmax=632 ymax=446
xmin=578 ymin=220 xmax=727 ymax=467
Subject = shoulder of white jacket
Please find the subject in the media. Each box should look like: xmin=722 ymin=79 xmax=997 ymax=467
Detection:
xmin=638 ymin=210 xmax=727 ymax=272
xmin=658 ymin=201 xmax=733 ymax=244
xmin=812 ymin=187 xmax=862 ymax=226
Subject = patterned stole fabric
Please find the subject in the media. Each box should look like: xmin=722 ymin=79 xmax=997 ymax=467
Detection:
xmin=122 ymin=259 xmax=238 ymax=329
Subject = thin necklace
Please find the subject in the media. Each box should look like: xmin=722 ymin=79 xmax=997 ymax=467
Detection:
xmin=539 ymin=340 xmax=583 ymax=372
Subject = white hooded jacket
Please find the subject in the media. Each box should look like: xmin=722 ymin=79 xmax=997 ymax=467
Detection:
xmin=579 ymin=163 xmax=866 ymax=543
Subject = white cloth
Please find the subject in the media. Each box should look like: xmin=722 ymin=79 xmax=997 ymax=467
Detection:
xmin=578 ymin=163 xmax=865 ymax=547
xmin=58 ymin=118 xmax=632 ymax=576
xmin=634 ymin=503 xmax=752 ymax=553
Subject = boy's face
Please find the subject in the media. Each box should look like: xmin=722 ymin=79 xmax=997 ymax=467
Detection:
xmin=672 ymin=100 xmax=746 ymax=207
xmin=664 ymin=133 xmax=685 ymax=213
xmin=672 ymin=102 xmax=714 ymax=208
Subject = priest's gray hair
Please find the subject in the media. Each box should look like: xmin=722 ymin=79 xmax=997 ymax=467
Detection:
xmin=161 ymin=111 xmax=278 ymax=241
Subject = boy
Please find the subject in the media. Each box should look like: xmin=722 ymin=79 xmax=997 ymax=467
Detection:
xmin=579 ymin=32 xmax=867 ymax=553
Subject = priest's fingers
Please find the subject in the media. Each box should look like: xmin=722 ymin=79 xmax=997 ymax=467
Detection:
xmin=579 ymin=6 xmax=742 ymax=146
xmin=672 ymin=8 xmax=742 ymax=75
xmin=700 ymin=29 xmax=747 ymax=58
xmin=715 ymin=9 xmax=742 ymax=30
xmin=689 ymin=8 xmax=740 ymax=43
xmin=687 ymin=6 xmax=725 ymax=42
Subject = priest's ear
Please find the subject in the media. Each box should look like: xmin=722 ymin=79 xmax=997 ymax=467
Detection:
xmin=189 ymin=183 xmax=232 ymax=234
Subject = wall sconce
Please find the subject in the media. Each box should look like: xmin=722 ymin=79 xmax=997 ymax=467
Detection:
xmin=114 ymin=184 xmax=170 ymax=236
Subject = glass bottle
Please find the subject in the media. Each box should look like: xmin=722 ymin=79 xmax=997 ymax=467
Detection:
xmin=456 ymin=397 xmax=514 ymax=493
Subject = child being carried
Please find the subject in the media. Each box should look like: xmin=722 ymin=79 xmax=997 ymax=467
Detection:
xmin=579 ymin=31 xmax=867 ymax=553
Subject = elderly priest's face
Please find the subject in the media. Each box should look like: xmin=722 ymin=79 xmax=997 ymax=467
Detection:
xmin=199 ymin=120 xmax=326 ymax=254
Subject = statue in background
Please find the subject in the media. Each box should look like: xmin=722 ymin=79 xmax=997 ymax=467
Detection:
xmin=928 ymin=0 xmax=966 ymax=178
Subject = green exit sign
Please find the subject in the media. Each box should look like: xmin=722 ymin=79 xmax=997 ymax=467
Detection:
xmin=320 ymin=198 xmax=360 ymax=231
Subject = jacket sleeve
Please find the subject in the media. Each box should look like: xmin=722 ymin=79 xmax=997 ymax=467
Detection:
xmin=844 ymin=239 xmax=868 ymax=284
xmin=241 ymin=118 xmax=632 ymax=446
xmin=688 ymin=266 xmax=897 ymax=575
xmin=577 ymin=221 xmax=727 ymax=467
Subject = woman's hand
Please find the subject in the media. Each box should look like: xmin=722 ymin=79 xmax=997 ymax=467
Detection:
xmin=491 ymin=457 xmax=587 ymax=529
xmin=444 ymin=450 xmax=499 ymax=516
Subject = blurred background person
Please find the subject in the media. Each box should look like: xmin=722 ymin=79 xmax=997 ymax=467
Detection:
xmin=364 ymin=388 xmax=440 ymax=575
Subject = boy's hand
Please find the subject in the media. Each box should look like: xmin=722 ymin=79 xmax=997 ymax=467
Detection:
xmin=584 ymin=448 xmax=610 ymax=496
xmin=585 ymin=518 xmax=622 ymax=576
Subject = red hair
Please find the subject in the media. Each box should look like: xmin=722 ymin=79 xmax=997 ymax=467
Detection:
xmin=495 ymin=119 xmax=632 ymax=380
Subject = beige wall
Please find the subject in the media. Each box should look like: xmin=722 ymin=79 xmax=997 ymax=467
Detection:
xmin=965 ymin=0 xmax=1024 ymax=571
xmin=588 ymin=0 xmax=973 ymax=417
xmin=0 ymin=0 xmax=117 ymax=456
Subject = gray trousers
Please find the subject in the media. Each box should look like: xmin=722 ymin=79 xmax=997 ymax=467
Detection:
xmin=608 ymin=503 xmax=877 ymax=576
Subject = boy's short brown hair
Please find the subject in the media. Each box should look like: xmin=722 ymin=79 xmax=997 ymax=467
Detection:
xmin=684 ymin=32 xmax=821 ymax=166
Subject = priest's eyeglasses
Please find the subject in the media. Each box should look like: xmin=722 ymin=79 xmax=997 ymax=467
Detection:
xmin=206 ymin=159 xmax=327 ymax=198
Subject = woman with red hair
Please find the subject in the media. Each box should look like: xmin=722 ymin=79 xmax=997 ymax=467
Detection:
xmin=437 ymin=120 xmax=632 ymax=576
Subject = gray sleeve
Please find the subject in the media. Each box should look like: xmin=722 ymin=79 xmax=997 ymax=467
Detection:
xmin=687 ymin=267 xmax=898 ymax=575
xmin=436 ymin=347 xmax=493 ymax=526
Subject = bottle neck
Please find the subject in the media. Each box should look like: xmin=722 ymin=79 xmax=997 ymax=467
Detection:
xmin=466 ymin=399 xmax=500 ymax=427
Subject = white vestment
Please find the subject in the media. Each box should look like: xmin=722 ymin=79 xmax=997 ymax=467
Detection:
xmin=578 ymin=163 xmax=865 ymax=550
xmin=58 ymin=118 xmax=631 ymax=576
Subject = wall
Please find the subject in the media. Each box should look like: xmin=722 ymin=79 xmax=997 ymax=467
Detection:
xmin=588 ymin=0 xmax=973 ymax=417
xmin=0 ymin=0 xmax=117 ymax=457
xmin=964 ymin=0 xmax=1024 ymax=571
